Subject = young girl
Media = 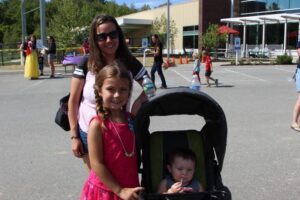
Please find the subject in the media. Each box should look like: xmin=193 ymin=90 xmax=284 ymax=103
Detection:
xmin=157 ymin=148 xmax=204 ymax=194
xmin=192 ymin=52 xmax=201 ymax=83
xmin=80 ymin=62 xmax=143 ymax=200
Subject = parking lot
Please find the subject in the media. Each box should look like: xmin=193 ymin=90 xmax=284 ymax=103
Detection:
xmin=0 ymin=62 xmax=299 ymax=200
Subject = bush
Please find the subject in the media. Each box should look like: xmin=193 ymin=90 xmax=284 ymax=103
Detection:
xmin=276 ymin=54 xmax=293 ymax=64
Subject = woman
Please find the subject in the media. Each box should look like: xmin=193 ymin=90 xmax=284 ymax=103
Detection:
xmin=68 ymin=14 xmax=148 ymax=169
xmin=47 ymin=36 xmax=56 ymax=78
xmin=291 ymin=41 xmax=300 ymax=131
xmin=24 ymin=34 xmax=39 ymax=79
xmin=150 ymin=34 xmax=167 ymax=89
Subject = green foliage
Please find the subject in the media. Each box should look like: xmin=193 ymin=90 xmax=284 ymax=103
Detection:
xmin=150 ymin=14 xmax=177 ymax=49
xmin=139 ymin=4 xmax=151 ymax=11
xmin=276 ymin=54 xmax=293 ymax=64
xmin=0 ymin=0 xmax=139 ymax=47
xmin=48 ymin=0 xmax=90 ymax=47
xmin=201 ymin=24 xmax=227 ymax=52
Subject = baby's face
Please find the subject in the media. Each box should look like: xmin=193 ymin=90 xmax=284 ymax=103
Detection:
xmin=167 ymin=156 xmax=195 ymax=186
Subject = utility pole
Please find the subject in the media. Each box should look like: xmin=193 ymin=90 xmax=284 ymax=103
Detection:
xmin=40 ymin=0 xmax=47 ymax=47
xmin=167 ymin=0 xmax=170 ymax=61
xmin=21 ymin=0 xmax=27 ymax=41
xmin=21 ymin=0 xmax=47 ymax=47
xmin=21 ymin=0 xmax=27 ymax=66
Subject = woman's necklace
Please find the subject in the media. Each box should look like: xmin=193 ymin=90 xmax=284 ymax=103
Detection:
xmin=110 ymin=120 xmax=135 ymax=157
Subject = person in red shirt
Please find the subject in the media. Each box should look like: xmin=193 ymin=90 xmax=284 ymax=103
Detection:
xmin=82 ymin=38 xmax=89 ymax=55
xmin=202 ymin=50 xmax=218 ymax=87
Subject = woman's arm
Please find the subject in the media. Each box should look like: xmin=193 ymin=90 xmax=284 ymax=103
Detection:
xmin=88 ymin=120 xmax=143 ymax=200
xmin=131 ymin=78 xmax=148 ymax=116
xmin=68 ymin=77 xmax=85 ymax=157
xmin=297 ymin=46 xmax=300 ymax=57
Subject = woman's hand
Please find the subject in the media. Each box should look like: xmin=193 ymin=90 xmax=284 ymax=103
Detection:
xmin=118 ymin=187 xmax=144 ymax=200
xmin=71 ymin=137 xmax=85 ymax=158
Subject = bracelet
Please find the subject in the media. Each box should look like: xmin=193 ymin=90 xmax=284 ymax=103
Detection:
xmin=71 ymin=136 xmax=79 ymax=140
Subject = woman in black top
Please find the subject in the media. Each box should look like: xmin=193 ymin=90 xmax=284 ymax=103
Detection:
xmin=47 ymin=36 xmax=56 ymax=78
xmin=150 ymin=34 xmax=167 ymax=89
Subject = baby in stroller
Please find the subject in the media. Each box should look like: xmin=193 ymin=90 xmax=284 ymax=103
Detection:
xmin=134 ymin=87 xmax=231 ymax=200
xmin=157 ymin=148 xmax=204 ymax=194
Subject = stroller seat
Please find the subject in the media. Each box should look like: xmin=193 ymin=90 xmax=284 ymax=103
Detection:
xmin=134 ymin=88 xmax=231 ymax=200
xmin=149 ymin=130 xmax=206 ymax=193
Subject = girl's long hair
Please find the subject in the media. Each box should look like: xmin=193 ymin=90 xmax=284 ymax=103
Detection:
xmin=94 ymin=60 xmax=133 ymax=122
xmin=88 ymin=14 xmax=135 ymax=74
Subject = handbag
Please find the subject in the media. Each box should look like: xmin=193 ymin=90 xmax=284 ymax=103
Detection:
xmin=55 ymin=94 xmax=70 ymax=131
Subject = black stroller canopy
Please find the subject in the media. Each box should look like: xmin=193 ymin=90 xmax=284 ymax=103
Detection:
xmin=135 ymin=87 xmax=228 ymax=171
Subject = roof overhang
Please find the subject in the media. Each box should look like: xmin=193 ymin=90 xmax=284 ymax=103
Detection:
xmin=221 ymin=13 xmax=300 ymax=25
xmin=117 ymin=18 xmax=153 ymax=30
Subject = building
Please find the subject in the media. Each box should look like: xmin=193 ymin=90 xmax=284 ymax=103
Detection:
xmin=116 ymin=0 xmax=230 ymax=54
xmin=221 ymin=0 xmax=300 ymax=57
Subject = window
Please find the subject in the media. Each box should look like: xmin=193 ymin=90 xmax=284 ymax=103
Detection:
xmin=290 ymin=0 xmax=300 ymax=7
xmin=183 ymin=26 xmax=198 ymax=49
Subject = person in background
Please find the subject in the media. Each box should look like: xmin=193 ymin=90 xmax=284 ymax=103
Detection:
xmin=47 ymin=36 xmax=56 ymax=78
xmin=82 ymin=37 xmax=89 ymax=55
xmin=68 ymin=14 xmax=148 ymax=170
xmin=291 ymin=41 xmax=300 ymax=132
xmin=192 ymin=52 xmax=201 ymax=83
xmin=24 ymin=34 xmax=39 ymax=80
xmin=19 ymin=36 xmax=30 ymax=64
xmin=203 ymin=50 xmax=218 ymax=87
xmin=38 ymin=51 xmax=44 ymax=76
xmin=150 ymin=34 xmax=167 ymax=89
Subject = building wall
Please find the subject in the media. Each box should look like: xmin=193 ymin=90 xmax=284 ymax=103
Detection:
xmin=199 ymin=0 xmax=231 ymax=50
xmin=235 ymin=0 xmax=300 ymax=47
xmin=117 ymin=0 xmax=199 ymax=52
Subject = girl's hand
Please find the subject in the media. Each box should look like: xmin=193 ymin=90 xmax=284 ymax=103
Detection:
xmin=118 ymin=187 xmax=144 ymax=200
xmin=167 ymin=182 xmax=183 ymax=193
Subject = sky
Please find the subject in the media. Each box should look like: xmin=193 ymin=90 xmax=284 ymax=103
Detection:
xmin=112 ymin=0 xmax=190 ymax=9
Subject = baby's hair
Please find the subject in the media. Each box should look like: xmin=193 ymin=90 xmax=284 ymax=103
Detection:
xmin=94 ymin=60 xmax=133 ymax=121
xmin=167 ymin=148 xmax=197 ymax=165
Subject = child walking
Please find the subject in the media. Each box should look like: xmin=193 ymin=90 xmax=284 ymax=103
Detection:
xmin=38 ymin=51 xmax=44 ymax=76
xmin=80 ymin=61 xmax=143 ymax=200
xmin=192 ymin=52 xmax=201 ymax=83
xmin=157 ymin=148 xmax=204 ymax=194
xmin=202 ymin=51 xmax=218 ymax=87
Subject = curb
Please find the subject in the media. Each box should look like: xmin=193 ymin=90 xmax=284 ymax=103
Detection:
xmin=0 ymin=66 xmax=73 ymax=75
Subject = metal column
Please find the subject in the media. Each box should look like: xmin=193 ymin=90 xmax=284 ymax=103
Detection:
xmin=40 ymin=0 xmax=47 ymax=47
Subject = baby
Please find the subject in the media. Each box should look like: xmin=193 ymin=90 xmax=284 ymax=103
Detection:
xmin=157 ymin=148 xmax=204 ymax=194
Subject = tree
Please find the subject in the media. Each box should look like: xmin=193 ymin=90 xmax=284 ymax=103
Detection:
xmin=139 ymin=4 xmax=151 ymax=11
xmin=0 ymin=0 xmax=139 ymax=47
xmin=201 ymin=24 xmax=227 ymax=56
xmin=150 ymin=14 xmax=177 ymax=53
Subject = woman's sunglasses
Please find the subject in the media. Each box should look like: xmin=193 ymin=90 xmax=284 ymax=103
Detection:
xmin=96 ymin=30 xmax=119 ymax=42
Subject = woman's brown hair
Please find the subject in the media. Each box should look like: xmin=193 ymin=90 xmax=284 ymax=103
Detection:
xmin=88 ymin=14 xmax=135 ymax=74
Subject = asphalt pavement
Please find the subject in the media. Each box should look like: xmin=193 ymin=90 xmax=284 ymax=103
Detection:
xmin=0 ymin=62 xmax=299 ymax=200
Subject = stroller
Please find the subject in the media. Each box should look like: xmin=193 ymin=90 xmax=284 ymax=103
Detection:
xmin=134 ymin=88 xmax=231 ymax=200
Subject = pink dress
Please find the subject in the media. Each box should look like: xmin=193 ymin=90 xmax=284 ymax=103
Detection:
xmin=80 ymin=114 xmax=139 ymax=200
